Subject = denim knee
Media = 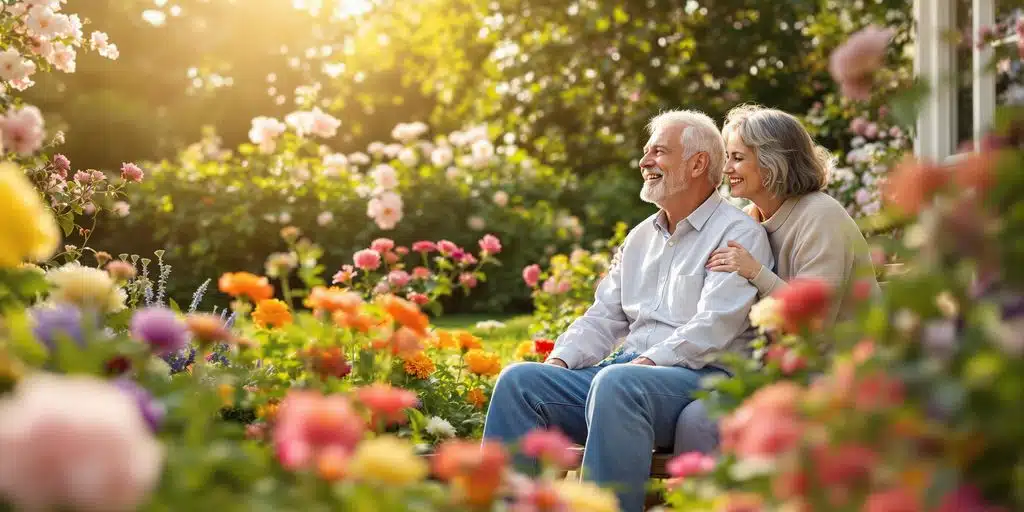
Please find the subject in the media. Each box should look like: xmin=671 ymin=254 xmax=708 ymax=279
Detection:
xmin=673 ymin=399 xmax=719 ymax=455
xmin=587 ymin=365 xmax=643 ymax=407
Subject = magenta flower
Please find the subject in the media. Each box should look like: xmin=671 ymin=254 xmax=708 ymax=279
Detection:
xmin=353 ymin=249 xmax=382 ymax=271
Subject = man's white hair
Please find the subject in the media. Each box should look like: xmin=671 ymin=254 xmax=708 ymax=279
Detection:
xmin=646 ymin=109 xmax=725 ymax=186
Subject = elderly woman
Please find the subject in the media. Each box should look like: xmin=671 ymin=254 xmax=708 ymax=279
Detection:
xmin=673 ymin=104 xmax=881 ymax=454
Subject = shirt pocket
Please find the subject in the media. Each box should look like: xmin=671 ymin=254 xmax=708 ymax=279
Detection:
xmin=665 ymin=273 xmax=704 ymax=319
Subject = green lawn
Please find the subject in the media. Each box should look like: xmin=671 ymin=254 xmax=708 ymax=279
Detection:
xmin=430 ymin=312 xmax=534 ymax=351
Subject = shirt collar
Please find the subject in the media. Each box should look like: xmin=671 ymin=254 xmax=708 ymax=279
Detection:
xmin=651 ymin=191 xmax=723 ymax=234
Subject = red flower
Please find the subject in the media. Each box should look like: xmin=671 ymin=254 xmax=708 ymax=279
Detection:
xmin=533 ymin=338 xmax=555 ymax=357
xmin=666 ymin=451 xmax=715 ymax=479
xmin=354 ymin=383 xmax=418 ymax=427
xmin=520 ymin=428 xmax=578 ymax=470
xmin=772 ymin=278 xmax=832 ymax=333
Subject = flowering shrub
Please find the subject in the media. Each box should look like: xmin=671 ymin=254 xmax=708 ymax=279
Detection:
xmin=97 ymin=118 xmax=584 ymax=312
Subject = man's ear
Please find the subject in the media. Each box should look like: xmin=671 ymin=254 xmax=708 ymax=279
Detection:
xmin=689 ymin=152 xmax=709 ymax=179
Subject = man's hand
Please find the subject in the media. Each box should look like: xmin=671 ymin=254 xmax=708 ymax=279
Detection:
xmin=630 ymin=357 xmax=656 ymax=366
xmin=545 ymin=358 xmax=568 ymax=368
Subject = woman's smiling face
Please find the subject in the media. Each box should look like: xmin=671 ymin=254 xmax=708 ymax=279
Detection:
xmin=723 ymin=130 xmax=765 ymax=200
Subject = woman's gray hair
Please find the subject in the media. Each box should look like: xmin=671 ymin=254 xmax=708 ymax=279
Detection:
xmin=647 ymin=109 xmax=726 ymax=186
xmin=722 ymin=104 xmax=832 ymax=198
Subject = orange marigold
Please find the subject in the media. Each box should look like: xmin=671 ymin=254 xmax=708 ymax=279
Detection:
xmin=456 ymin=331 xmax=482 ymax=351
xmin=403 ymin=352 xmax=436 ymax=380
xmin=466 ymin=387 xmax=487 ymax=409
xmin=332 ymin=310 xmax=377 ymax=333
xmin=464 ymin=349 xmax=502 ymax=377
xmin=218 ymin=272 xmax=274 ymax=302
xmin=431 ymin=330 xmax=457 ymax=350
xmin=252 ymin=299 xmax=293 ymax=328
xmin=304 ymin=285 xmax=362 ymax=314
xmin=381 ymin=295 xmax=429 ymax=337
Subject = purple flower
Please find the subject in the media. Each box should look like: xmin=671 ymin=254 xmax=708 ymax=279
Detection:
xmin=30 ymin=304 xmax=91 ymax=351
xmin=113 ymin=378 xmax=165 ymax=432
xmin=130 ymin=306 xmax=189 ymax=355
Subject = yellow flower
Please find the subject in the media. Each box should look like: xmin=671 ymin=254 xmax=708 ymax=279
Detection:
xmin=45 ymin=263 xmax=126 ymax=313
xmin=748 ymin=296 xmax=783 ymax=332
xmin=514 ymin=340 xmax=535 ymax=360
xmin=252 ymin=299 xmax=293 ymax=328
xmin=552 ymin=480 xmax=620 ymax=512
xmin=403 ymin=352 xmax=436 ymax=380
xmin=0 ymin=163 xmax=59 ymax=268
xmin=464 ymin=349 xmax=502 ymax=377
xmin=347 ymin=436 xmax=427 ymax=486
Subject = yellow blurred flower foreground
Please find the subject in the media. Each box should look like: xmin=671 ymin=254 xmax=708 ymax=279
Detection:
xmin=0 ymin=163 xmax=59 ymax=268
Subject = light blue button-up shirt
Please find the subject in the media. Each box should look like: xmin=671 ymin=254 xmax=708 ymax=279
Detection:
xmin=548 ymin=192 xmax=774 ymax=369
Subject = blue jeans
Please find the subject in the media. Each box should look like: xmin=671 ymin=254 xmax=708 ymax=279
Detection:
xmin=482 ymin=352 xmax=724 ymax=512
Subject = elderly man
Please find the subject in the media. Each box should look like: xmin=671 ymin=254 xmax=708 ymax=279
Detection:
xmin=481 ymin=109 xmax=773 ymax=512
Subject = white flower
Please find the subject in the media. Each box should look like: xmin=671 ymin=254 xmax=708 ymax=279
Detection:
xmin=0 ymin=49 xmax=33 ymax=82
xmin=748 ymin=297 xmax=783 ymax=333
xmin=370 ymin=164 xmax=398 ymax=190
xmin=424 ymin=416 xmax=457 ymax=439
xmin=322 ymin=153 xmax=348 ymax=176
xmin=492 ymin=190 xmax=509 ymax=207
xmin=430 ymin=145 xmax=453 ymax=167
xmin=112 ymin=200 xmax=130 ymax=217
xmin=474 ymin=320 xmax=506 ymax=331
xmin=391 ymin=122 xmax=428 ymax=143
xmin=45 ymin=262 xmax=126 ymax=313
xmin=398 ymin=147 xmax=418 ymax=167
xmin=470 ymin=139 xmax=494 ymax=167
xmin=248 ymin=116 xmax=286 ymax=152
xmin=348 ymin=151 xmax=370 ymax=165
xmin=367 ymin=191 xmax=403 ymax=230
xmin=467 ymin=215 xmax=486 ymax=230
xmin=317 ymin=211 xmax=334 ymax=226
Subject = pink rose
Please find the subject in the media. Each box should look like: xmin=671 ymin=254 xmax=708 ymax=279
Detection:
xmin=520 ymin=428 xmax=578 ymax=470
xmin=412 ymin=266 xmax=431 ymax=280
xmin=666 ymin=452 xmax=716 ymax=479
xmin=478 ymin=234 xmax=502 ymax=255
xmin=387 ymin=270 xmax=411 ymax=288
xmin=0 ymin=374 xmax=164 ymax=512
xmin=555 ymin=280 xmax=572 ymax=294
xmin=522 ymin=264 xmax=541 ymax=287
xmin=436 ymin=240 xmax=458 ymax=255
xmin=384 ymin=251 xmax=400 ymax=265
xmin=849 ymin=117 xmax=868 ymax=135
xmin=370 ymin=237 xmax=395 ymax=253
xmin=353 ymin=249 xmax=382 ymax=271
xmin=829 ymin=25 xmax=895 ymax=101
xmin=120 ymin=162 xmax=144 ymax=182
xmin=332 ymin=264 xmax=358 ymax=283
xmin=407 ymin=292 xmax=429 ymax=305
xmin=459 ymin=272 xmax=478 ymax=288
xmin=411 ymin=241 xmax=436 ymax=253
xmin=395 ymin=246 xmax=409 ymax=256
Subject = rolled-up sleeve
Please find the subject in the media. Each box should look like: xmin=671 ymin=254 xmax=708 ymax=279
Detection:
xmin=547 ymin=244 xmax=631 ymax=369
xmin=641 ymin=226 xmax=773 ymax=368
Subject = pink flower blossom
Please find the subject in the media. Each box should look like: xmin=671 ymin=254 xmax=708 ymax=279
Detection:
xmin=248 ymin=116 xmax=286 ymax=153
xmin=437 ymin=240 xmax=458 ymax=255
xmin=355 ymin=383 xmax=419 ymax=426
xmin=120 ymin=162 xmax=143 ymax=182
xmin=407 ymin=292 xmax=429 ymax=305
xmin=459 ymin=272 xmax=478 ymax=288
xmin=384 ymin=251 xmax=400 ymax=265
xmin=492 ymin=190 xmax=509 ymax=207
xmin=332 ymin=264 xmax=357 ymax=283
xmin=1 ymin=105 xmax=45 ymax=156
xmin=520 ymin=428 xmax=579 ymax=470
xmin=52 ymin=153 xmax=70 ymax=173
xmin=367 ymin=191 xmax=403 ymax=230
xmin=829 ymin=25 xmax=895 ymax=101
xmin=0 ymin=373 xmax=164 ymax=512
xmin=864 ymin=487 xmax=920 ymax=512
xmin=395 ymin=246 xmax=409 ymax=256
xmin=849 ymin=117 xmax=868 ymax=135
xmin=370 ymin=238 xmax=395 ymax=253
xmin=387 ymin=270 xmax=411 ymax=288
xmin=478 ymin=234 xmax=502 ymax=255
xmin=412 ymin=266 xmax=431 ymax=279
xmin=353 ymin=249 xmax=382 ymax=271
xmin=460 ymin=253 xmax=478 ymax=265
xmin=273 ymin=390 xmax=365 ymax=471
xmin=412 ymin=241 xmax=436 ymax=253
xmin=555 ymin=281 xmax=571 ymax=294
xmin=370 ymin=164 xmax=398 ymax=190
xmin=666 ymin=451 xmax=716 ymax=479
xmin=522 ymin=264 xmax=541 ymax=287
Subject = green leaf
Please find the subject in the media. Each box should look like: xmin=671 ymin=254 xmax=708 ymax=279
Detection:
xmin=58 ymin=211 xmax=75 ymax=237
xmin=169 ymin=298 xmax=182 ymax=313
xmin=888 ymin=78 xmax=930 ymax=130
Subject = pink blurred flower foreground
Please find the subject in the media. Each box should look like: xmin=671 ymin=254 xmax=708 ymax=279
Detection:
xmin=0 ymin=373 xmax=164 ymax=512
xmin=829 ymin=25 xmax=895 ymax=101
xmin=273 ymin=390 xmax=366 ymax=471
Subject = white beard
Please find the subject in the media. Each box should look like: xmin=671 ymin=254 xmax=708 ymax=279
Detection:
xmin=640 ymin=168 xmax=687 ymax=204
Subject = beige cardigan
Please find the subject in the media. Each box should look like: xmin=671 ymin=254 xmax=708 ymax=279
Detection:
xmin=746 ymin=192 xmax=880 ymax=326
